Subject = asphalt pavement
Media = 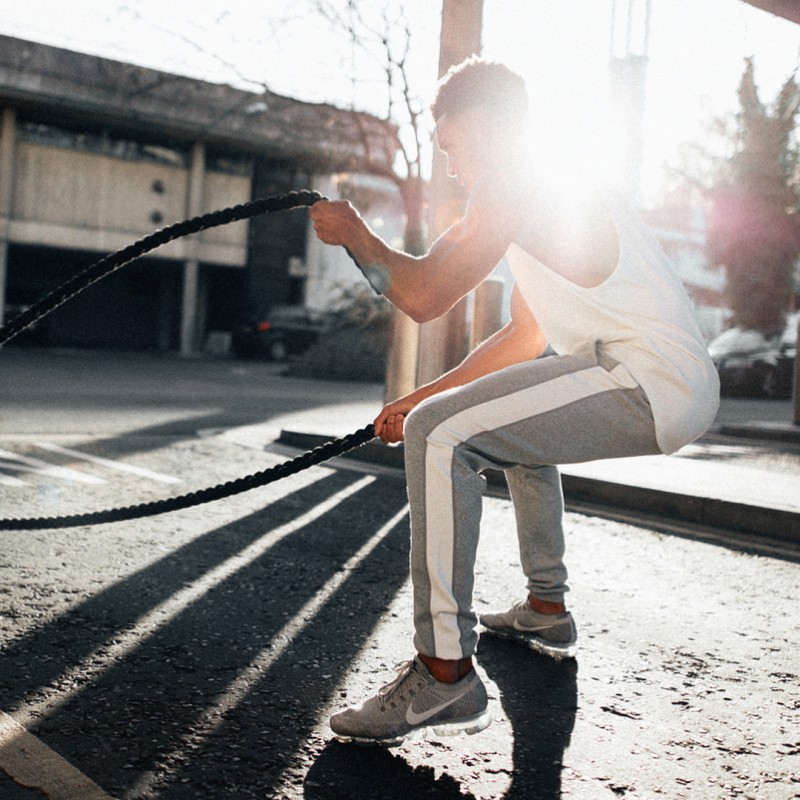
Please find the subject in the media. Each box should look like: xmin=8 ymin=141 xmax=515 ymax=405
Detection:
xmin=204 ymin=380 xmax=800 ymax=799
xmin=1 ymin=349 xmax=798 ymax=799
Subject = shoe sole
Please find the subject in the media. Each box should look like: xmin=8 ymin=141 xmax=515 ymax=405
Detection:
xmin=333 ymin=708 xmax=492 ymax=747
xmin=481 ymin=627 xmax=578 ymax=660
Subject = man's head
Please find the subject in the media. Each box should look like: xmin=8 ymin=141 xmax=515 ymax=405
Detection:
xmin=431 ymin=57 xmax=529 ymax=189
xmin=432 ymin=56 xmax=529 ymax=128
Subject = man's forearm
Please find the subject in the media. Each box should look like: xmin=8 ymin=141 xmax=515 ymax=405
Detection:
xmin=345 ymin=227 xmax=436 ymax=319
xmin=416 ymin=319 xmax=546 ymax=401
xmin=311 ymin=197 xmax=504 ymax=323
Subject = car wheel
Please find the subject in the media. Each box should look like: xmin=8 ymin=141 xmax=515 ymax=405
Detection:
xmin=268 ymin=338 xmax=288 ymax=362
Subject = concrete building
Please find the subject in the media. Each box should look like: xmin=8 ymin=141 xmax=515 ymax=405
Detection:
xmin=0 ymin=35 xmax=399 ymax=355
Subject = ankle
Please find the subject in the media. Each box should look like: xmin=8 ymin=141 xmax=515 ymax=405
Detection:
xmin=528 ymin=594 xmax=566 ymax=615
xmin=418 ymin=653 xmax=473 ymax=683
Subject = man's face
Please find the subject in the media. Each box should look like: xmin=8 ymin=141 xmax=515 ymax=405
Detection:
xmin=435 ymin=111 xmax=489 ymax=192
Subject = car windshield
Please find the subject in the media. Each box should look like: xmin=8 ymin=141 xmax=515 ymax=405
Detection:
xmin=708 ymin=327 xmax=774 ymax=357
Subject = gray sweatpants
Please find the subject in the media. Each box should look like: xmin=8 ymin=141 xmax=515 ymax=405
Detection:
xmin=403 ymin=342 xmax=661 ymax=660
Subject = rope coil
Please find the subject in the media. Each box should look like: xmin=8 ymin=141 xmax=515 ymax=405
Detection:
xmin=0 ymin=191 xmax=379 ymax=530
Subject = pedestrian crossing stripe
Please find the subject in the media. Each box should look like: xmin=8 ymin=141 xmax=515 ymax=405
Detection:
xmin=0 ymin=445 xmax=181 ymax=486
xmin=0 ymin=449 xmax=106 ymax=485
xmin=0 ymin=710 xmax=114 ymax=799
xmin=35 ymin=443 xmax=181 ymax=484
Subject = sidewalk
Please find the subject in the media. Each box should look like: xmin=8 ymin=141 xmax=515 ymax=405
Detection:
xmin=234 ymin=395 xmax=800 ymax=545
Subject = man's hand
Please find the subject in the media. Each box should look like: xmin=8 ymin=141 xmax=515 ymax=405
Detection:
xmin=373 ymin=393 xmax=425 ymax=445
xmin=310 ymin=199 xmax=362 ymax=247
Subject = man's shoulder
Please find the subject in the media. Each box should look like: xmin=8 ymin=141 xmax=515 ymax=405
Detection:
xmin=470 ymin=164 xmax=540 ymax=222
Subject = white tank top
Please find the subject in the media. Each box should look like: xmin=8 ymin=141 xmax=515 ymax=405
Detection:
xmin=506 ymin=190 xmax=720 ymax=454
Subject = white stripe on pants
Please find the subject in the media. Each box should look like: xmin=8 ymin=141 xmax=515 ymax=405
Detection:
xmin=403 ymin=342 xmax=660 ymax=660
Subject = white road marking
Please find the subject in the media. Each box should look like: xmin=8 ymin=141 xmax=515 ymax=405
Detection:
xmin=0 ymin=710 xmax=114 ymax=799
xmin=0 ymin=471 xmax=26 ymax=486
xmin=0 ymin=450 xmax=105 ymax=485
xmin=34 ymin=443 xmax=181 ymax=484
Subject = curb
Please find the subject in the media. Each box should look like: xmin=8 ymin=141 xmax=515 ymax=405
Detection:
xmin=278 ymin=429 xmax=799 ymax=546
xmin=711 ymin=421 xmax=800 ymax=445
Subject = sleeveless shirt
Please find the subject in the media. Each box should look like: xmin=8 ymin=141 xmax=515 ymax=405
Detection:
xmin=506 ymin=189 xmax=720 ymax=454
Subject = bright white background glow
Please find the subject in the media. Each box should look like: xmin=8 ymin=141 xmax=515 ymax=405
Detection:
xmin=0 ymin=0 xmax=797 ymax=202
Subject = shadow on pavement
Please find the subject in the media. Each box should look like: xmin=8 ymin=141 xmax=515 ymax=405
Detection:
xmin=478 ymin=635 xmax=578 ymax=799
xmin=1 ymin=469 xmax=411 ymax=799
xmin=306 ymin=742 xmax=477 ymax=799
xmin=302 ymin=633 xmax=578 ymax=800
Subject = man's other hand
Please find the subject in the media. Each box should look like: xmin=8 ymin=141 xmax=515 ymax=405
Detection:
xmin=310 ymin=199 xmax=361 ymax=247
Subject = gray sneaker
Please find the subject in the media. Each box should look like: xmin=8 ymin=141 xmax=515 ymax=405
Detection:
xmin=480 ymin=599 xmax=578 ymax=659
xmin=330 ymin=656 xmax=491 ymax=746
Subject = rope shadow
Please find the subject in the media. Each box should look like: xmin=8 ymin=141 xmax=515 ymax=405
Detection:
xmin=0 ymin=470 xmax=362 ymax=702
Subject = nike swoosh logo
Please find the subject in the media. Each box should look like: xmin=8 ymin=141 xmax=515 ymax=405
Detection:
xmin=512 ymin=619 xmax=557 ymax=633
xmin=405 ymin=694 xmax=465 ymax=726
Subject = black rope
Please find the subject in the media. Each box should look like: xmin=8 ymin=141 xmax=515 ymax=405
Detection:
xmin=0 ymin=190 xmax=380 ymax=531
xmin=0 ymin=424 xmax=375 ymax=530
xmin=0 ymin=190 xmax=325 ymax=346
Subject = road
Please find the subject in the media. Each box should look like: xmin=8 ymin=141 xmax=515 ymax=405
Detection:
xmin=0 ymin=348 xmax=798 ymax=800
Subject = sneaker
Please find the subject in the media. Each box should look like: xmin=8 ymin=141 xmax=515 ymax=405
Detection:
xmin=330 ymin=656 xmax=491 ymax=746
xmin=480 ymin=599 xmax=578 ymax=659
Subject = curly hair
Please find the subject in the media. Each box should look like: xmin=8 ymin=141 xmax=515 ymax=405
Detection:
xmin=431 ymin=56 xmax=529 ymax=127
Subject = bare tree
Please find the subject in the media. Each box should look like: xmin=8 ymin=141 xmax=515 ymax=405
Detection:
xmin=118 ymin=0 xmax=432 ymax=254
xmin=291 ymin=1 xmax=430 ymax=254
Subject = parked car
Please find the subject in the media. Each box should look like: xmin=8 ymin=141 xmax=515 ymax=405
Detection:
xmin=1 ymin=303 xmax=46 ymax=345
xmin=708 ymin=312 xmax=798 ymax=398
xmin=231 ymin=305 xmax=332 ymax=361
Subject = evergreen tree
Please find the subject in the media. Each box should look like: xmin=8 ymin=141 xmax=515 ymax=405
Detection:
xmin=707 ymin=59 xmax=800 ymax=333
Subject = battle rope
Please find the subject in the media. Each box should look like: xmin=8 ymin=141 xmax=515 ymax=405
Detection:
xmin=0 ymin=190 xmax=325 ymax=346
xmin=0 ymin=424 xmax=375 ymax=530
xmin=0 ymin=191 xmax=379 ymax=530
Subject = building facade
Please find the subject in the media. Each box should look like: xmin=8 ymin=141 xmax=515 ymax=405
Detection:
xmin=0 ymin=35 xmax=399 ymax=354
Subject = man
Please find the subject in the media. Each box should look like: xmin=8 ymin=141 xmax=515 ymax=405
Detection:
xmin=310 ymin=57 xmax=719 ymax=746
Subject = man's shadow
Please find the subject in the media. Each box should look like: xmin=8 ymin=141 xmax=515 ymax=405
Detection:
xmin=478 ymin=634 xmax=578 ymax=799
xmin=304 ymin=635 xmax=577 ymax=800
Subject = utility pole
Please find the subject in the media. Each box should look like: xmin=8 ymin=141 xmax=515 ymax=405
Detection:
xmin=608 ymin=0 xmax=651 ymax=204
xmin=383 ymin=0 xmax=484 ymax=400
xmin=416 ymin=0 xmax=484 ymax=387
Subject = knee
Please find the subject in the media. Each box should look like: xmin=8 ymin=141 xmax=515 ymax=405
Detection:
xmin=405 ymin=394 xmax=462 ymax=451
xmin=404 ymin=397 xmax=436 ymax=445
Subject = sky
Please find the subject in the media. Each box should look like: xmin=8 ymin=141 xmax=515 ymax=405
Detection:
xmin=0 ymin=0 xmax=797 ymax=202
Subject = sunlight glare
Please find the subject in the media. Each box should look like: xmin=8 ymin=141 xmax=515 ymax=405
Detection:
xmin=523 ymin=74 xmax=628 ymax=214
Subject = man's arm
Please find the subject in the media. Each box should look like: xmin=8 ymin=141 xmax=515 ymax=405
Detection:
xmin=374 ymin=285 xmax=547 ymax=443
xmin=310 ymin=184 xmax=518 ymax=322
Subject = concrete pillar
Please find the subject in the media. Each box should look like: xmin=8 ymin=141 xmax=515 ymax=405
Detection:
xmin=793 ymin=315 xmax=800 ymax=426
xmin=383 ymin=311 xmax=420 ymax=402
xmin=415 ymin=0 xmax=484 ymax=387
xmin=0 ymin=107 xmax=16 ymax=327
xmin=180 ymin=141 xmax=206 ymax=356
xmin=381 ymin=1 xmax=484 ymax=399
